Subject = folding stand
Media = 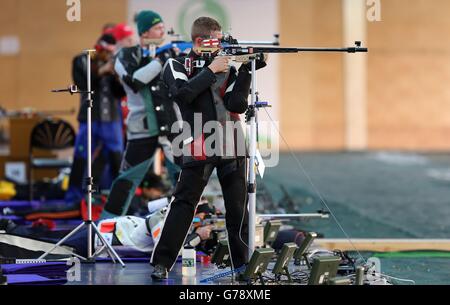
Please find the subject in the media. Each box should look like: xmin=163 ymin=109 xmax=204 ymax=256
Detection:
xmin=39 ymin=50 xmax=125 ymax=267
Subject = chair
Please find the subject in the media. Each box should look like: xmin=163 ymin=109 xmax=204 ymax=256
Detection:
xmin=29 ymin=118 xmax=76 ymax=201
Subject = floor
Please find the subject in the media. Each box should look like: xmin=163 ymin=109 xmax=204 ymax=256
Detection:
xmin=68 ymin=261 xmax=238 ymax=285
xmin=66 ymin=260 xmax=308 ymax=285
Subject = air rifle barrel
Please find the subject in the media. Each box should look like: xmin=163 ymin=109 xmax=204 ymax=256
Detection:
xmin=251 ymin=46 xmax=368 ymax=53
xmin=222 ymin=41 xmax=368 ymax=55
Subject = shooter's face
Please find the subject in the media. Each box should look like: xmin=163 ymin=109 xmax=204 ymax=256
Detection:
xmin=142 ymin=187 xmax=164 ymax=200
xmin=119 ymin=36 xmax=135 ymax=48
xmin=142 ymin=22 xmax=165 ymax=40
xmin=194 ymin=30 xmax=223 ymax=48
xmin=98 ymin=49 xmax=113 ymax=61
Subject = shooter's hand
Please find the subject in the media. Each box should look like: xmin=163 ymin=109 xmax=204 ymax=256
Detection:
xmin=208 ymin=56 xmax=230 ymax=74
xmin=242 ymin=53 xmax=268 ymax=71
xmin=156 ymin=48 xmax=177 ymax=66
xmin=195 ymin=225 xmax=213 ymax=240
xmin=98 ymin=60 xmax=115 ymax=76
xmin=245 ymin=106 xmax=255 ymax=123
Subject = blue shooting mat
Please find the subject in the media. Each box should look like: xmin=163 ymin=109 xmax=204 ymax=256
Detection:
xmin=0 ymin=200 xmax=66 ymax=210
xmin=6 ymin=274 xmax=67 ymax=285
xmin=1 ymin=262 xmax=69 ymax=285
xmin=0 ymin=200 xmax=79 ymax=220
xmin=1 ymin=262 xmax=69 ymax=278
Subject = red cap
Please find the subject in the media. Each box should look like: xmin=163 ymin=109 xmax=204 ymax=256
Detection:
xmin=113 ymin=23 xmax=134 ymax=41
xmin=95 ymin=33 xmax=116 ymax=53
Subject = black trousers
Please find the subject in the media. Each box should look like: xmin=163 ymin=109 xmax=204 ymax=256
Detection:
xmin=91 ymin=150 xmax=122 ymax=185
xmin=151 ymin=158 xmax=249 ymax=270
xmin=102 ymin=136 xmax=159 ymax=217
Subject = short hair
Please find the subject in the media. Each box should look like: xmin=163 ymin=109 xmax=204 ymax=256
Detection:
xmin=102 ymin=23 xmax=116 ymax=33
xmin=140 ymin=172 xmax=166 ymax=190
xmin=191 ymin=17 xmax=222 ymax=41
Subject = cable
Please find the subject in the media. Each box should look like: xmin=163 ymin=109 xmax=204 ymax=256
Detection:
xmin=292 ymin=274 xmax=309 ymax=284
xmin=377 ymin=272 xmax=416 ymax=285
xmin=200 ymin=265 xmax=246 ymax=283
xmin=263 ymin=108 xmax=367 ymax=264
xmin=261 ymin=274 xmax=276 ymax=283
xmin=220 ymin=158 xmax=250 ymax=283
xmin=238 ymin=158 xmax=250 ymax=250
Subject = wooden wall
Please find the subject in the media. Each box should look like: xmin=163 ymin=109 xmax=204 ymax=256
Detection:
xmin=367 ymin=0 xmax=450 ymax=150
xmin=279 ymin=0 xmax=345 ymax=150
xmin=2 ymin=0 xmax=450 ymax=151
xmin=279 ymin=0 xmax=450 ymax=150
xmin=0 ymin=0 xmax=127 ymax=130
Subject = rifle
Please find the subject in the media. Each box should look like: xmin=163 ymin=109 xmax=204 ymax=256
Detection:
xmin=194 ymin=34 xmax=367 ymax=64
xmin=257 ymin=212 xmax=330 ymax=221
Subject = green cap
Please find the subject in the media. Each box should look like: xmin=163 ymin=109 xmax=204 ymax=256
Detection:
xmin=135 ymin=10 xmax=163 ymax=36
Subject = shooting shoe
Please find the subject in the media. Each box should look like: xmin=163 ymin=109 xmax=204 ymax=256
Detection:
xmin=151 ymin=264 xmax=168 ymax=281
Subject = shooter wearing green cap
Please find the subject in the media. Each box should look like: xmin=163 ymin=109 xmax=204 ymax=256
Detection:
xmin=100 ymin=10 xmax=179 ymax=220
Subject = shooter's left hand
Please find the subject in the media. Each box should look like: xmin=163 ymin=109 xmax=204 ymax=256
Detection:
xmin=241 ymin=53 xmax=268 ymax=71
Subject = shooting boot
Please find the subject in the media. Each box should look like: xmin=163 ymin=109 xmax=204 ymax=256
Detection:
xmin=151 ymin=264 xmax=168 ymax=281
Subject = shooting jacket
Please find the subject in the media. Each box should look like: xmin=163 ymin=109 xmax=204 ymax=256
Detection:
xmin=162 ymin=51 xmax=252 ymax=167
xmin=72 ymin=53 xmax=125 ymax=123
xmin=114 ymin=45 xmax=163 ymax=140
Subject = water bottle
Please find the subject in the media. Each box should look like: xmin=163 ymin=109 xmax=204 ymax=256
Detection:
xmin=355 ymin=266 xmax=364 ymax=285
xmin=182 ymin=246 xmax=196 ymax=277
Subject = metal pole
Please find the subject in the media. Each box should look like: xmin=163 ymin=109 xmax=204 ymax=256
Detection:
xmin=86 ymin=50 xmax=93 ymax=259
xmin=38 ymin=222 xmax=87 ymax=260
xmin=42 ymin=49 xmax=125 ymax=267
xmin=247 ymin=58 xmax=257 ymax=258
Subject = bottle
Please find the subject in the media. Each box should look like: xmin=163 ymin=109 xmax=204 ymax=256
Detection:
xmin=182 ymin=246 xmax=196 ymax=277
xmin=355 ymin=266 xmax=365 ymax=285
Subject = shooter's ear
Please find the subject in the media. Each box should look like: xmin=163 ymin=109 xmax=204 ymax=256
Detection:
xmin=194 ymin=37 xmax=203 ymax=46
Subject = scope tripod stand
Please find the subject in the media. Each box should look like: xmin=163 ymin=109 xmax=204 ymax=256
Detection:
xmin=39 ymin=49 xmax=125 ymax=267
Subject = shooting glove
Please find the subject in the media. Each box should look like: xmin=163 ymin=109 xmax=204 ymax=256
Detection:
xmin=156 ymin=48 xmax=177 ymax=66
xmin=245 ymin=106 xmax=255 ymax=123
xmin=241 ymin=53 xmax=267 ymax=72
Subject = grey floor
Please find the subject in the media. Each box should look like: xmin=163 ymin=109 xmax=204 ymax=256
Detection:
xmin=68 ymin=261 xmax=244 ymax=285
xmin=66 ymin=260 xmax=309 ymax=285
